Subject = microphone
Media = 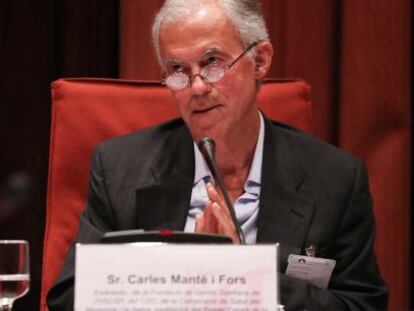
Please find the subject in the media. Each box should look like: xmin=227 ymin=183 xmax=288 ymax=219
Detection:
xmin=198 ymin=137 xmax=246 ymax=244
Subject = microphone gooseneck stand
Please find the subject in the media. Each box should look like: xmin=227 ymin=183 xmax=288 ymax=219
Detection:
xmin=198 ymin=137 xmax=246 ymax=244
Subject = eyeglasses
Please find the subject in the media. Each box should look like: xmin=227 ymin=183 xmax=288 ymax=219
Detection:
xmin=161 ymin=42 xmax=258 ymax=91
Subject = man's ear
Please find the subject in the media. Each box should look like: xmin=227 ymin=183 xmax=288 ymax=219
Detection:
xmin=253 ymin=41 xmax=274 ymax=79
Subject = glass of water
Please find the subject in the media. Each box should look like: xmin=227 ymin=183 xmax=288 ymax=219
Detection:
xmin=0 ymin=240 xmax=30 ymax=310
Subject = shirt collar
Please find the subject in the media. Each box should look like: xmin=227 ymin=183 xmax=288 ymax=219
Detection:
xmin=245 ymin=112 xmax=265 ymax=190
xmin=192 ymin=112 xmax=265 ymax=192
xmin=193 ymin=139 xmax=212 ymax=185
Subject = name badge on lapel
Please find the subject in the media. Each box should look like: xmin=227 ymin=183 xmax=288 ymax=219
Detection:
xmin=285 ymin=254 xmax=336 ymax=289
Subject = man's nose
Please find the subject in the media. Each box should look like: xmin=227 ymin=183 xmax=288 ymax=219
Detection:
xmin=190 ymin=74 xmax=211 ymax=96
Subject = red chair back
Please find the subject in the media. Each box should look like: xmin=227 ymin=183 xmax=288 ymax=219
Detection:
xmin=40 ymin=78 xmax=312 ymax=310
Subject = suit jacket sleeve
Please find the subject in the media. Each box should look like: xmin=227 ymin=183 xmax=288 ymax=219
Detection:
xmin=280 ymin=161 xmax=388 ymax=310
xmin=47 ymin=146 xmax=114 ymax=311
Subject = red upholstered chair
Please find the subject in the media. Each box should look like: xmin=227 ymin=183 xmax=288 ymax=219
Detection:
xmin=40 ymin=78 xmax=312 ymax=311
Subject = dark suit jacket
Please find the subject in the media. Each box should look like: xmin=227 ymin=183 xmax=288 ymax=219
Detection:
xmin=47 ymin=117 xmax=388 ymax=311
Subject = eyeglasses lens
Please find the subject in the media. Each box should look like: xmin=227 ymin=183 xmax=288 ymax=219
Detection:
xmin=202 ymin=66 xmax=225 ymax=83
xmin=165 ymin=71 xmax=189 ymax=91
xmin=165 ymin=65 xmax=226 ymax=91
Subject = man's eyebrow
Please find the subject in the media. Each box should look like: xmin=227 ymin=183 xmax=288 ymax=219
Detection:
xmin=165 ymin=48 xmax=227 ymax=65
xmin=201 ymin=48 xmax=222 ymax=57
xmin=165 ymin=58 xmax=185 ymax=65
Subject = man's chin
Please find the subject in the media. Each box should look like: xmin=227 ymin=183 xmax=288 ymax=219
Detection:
xmin=187 ymin=114 xmax=224 ymax=139
xmin=188 ymin=123 xmax=224 ymax=143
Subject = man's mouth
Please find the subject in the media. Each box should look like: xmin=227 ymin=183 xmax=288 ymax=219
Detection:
xmin=193 ymin=105 xmax=219 ymax=114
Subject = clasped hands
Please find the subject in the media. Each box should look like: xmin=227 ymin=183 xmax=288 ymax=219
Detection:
xmin=194 ymin=182 xmax=240 ymax=244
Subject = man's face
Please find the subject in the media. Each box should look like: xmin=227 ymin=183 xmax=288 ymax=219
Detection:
xmin=159 ymin=5 xmax=260 ymax=143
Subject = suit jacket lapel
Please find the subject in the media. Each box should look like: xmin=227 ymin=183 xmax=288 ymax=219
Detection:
xmin=257 ymin=119 xmax=315 ymax=271
xmin=135 ymin=124 xmax=194 ymax=231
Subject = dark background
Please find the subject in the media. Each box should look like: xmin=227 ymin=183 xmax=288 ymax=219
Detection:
xmin=0 ymin=0 xmax=411 ymax=310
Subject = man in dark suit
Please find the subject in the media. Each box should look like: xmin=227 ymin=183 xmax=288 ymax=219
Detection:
xmin=48 ymin=0 xmax=388 ymax=310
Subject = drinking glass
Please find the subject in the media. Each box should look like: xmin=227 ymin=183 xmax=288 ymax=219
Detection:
xmin=0 ymin=240 xmax=30 ymax=310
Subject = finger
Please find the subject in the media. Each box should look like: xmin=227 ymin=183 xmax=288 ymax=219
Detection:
xmin=203 ymin=200 xmax=216 ymax=229
xmin=206 ymin=182 xmax=222 ymax=203
xmin=195 ymin=200 xmax=218 ymax=234
xmin=194 ymin=213 xmax=204 ymax=232
xmin=205 ymin=183 xmax=238 ymax=242
xmin=206 ymin=183 xmax=230 ymax=217
xmin=211 ymin=202 xmax=240 ymax=244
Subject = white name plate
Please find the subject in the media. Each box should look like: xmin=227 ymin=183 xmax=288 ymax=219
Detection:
xmin=75 ymin=243 xmax=279 ymax=311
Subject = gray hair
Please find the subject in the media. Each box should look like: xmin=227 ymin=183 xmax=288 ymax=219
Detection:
xmin=151 ymin=0 xmax=269 ymax=65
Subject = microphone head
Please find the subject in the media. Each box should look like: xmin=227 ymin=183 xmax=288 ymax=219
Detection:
xmin=198 ymin=137 xmax=216 ymax=160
